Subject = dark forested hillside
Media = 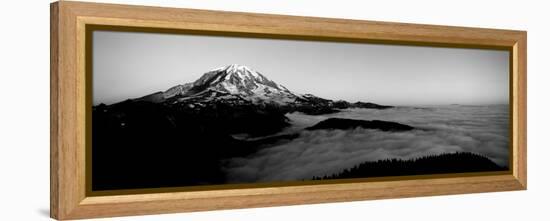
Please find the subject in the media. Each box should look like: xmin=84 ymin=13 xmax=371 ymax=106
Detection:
xmin=306 ymin=118 xmax=414 ymax=131
xmin=312 ymin=152 xmax=507 ymax=180
xmin=92 ymin=100 xmax=290 ymax=191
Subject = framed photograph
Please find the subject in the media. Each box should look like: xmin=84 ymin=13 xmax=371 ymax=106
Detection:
xmin=50 ymin=1 xmax=527 ymax=220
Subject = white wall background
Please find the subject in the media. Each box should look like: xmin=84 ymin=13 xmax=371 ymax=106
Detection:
xmin=0 ymin=0 xmax=548 ymax=220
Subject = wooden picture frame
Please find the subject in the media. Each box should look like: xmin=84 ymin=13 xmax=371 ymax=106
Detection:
xmin=50 ymin=1 xmax=527 ymax=220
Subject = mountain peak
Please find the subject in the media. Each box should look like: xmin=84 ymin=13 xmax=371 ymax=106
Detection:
xmin=194 ymin=64 xmax=292 ymax=96
xmin=163 ymin=65 xmax=298 ymax=104
xmin=219 ymin=64 xmax=256 ymax=74
xmin=210 ymin=64 xmax=264 ymax=83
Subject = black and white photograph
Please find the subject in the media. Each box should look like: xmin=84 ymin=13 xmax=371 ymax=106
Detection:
xmin=91 ymin=29 xmax=510 ymax=191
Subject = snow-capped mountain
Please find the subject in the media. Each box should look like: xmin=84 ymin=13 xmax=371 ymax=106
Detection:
xmin=164 ymin=64 xmax=302 ymax=105
xmin=130 ymin=64 xmax=392 ymax=115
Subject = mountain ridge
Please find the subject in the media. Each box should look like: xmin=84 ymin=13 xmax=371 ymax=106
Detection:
xmin=118 ymin=64 xmax=392 ymax=115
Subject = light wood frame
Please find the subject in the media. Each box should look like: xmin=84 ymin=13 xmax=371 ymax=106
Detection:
xmin=50 ymin=1 xmax=527 ymax=220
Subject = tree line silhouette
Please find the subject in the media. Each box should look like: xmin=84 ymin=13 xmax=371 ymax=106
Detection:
xmin=313 ymin=152 xmax=507 ymax=180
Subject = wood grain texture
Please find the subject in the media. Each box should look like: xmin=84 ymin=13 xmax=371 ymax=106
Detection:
xmin=63 ymin=1 xmax=525 ymax=48
xmin=517 ymin=33 xmax=527 ymax=187
xmin=50 ymin=1 xmax=527 ymax=219
xmin=50 ymin=2 xmax=59 ymax=219
xmin=51 ymin=1 xmax=89 ymax=219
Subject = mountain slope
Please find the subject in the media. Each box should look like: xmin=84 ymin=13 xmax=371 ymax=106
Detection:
xmin=163 ymin=64 xmax=301 ymax=105
xmin=125 ymin=64 xmax=393 ymax=115
xmin=101 ymin=64 xmax=394 ymax=120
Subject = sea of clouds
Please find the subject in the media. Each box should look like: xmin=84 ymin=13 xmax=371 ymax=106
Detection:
xmin=223 ymin=105 xmax=509 ymax=183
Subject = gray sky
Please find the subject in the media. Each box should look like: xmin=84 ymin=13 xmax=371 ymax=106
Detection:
xmin=93 ymin=30 xmax=509 ymax=106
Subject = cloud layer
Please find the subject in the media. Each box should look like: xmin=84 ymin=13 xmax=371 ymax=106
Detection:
xmin=223 ymin=105 xmax=509 ymax=183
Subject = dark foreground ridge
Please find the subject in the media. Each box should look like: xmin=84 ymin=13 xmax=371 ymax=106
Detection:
xmin=313 ymin=152 xmax=507 ymax=180
xmin=306 ymin=118 xmax=414 ymax=131
xmin=92 ymin=100 xmax=290 ymax=191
